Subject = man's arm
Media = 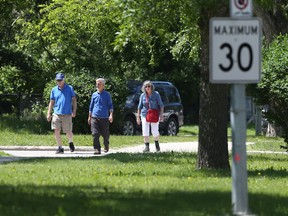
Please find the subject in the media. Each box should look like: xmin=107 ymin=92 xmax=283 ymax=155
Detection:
xmin=72 ymin=96 xmax=77 ymax=117
xmin=109 ymin=109 xmax=113 ymax=123
xmin=47 ymin=100 xmax=55 ymax=122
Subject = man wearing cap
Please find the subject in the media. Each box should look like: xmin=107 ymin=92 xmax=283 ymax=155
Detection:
xmin=47 ymin=72 xmax=77 ymax=154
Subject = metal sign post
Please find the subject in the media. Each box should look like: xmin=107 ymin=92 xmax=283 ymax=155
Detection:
xmin=209 ymin=0 xmax=262 ymax=215
xmin=230 ymin=0 xmax=256 ymax=214
xmin=230 ymin=83 xmax=249 ymax=214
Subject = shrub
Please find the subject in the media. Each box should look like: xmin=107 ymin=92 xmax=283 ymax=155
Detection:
xmin=253 ymin=34 xmax=288 ymax=143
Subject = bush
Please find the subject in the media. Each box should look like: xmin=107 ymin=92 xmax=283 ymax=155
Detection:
xmin=253 ymin=34 xmax=288 ymax=143
xmin=21 ymin=103 xmax=50 ymax=134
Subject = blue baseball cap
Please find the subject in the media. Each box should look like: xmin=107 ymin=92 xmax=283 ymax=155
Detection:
xmin=55 ymin=73 xmax=65 ymax=81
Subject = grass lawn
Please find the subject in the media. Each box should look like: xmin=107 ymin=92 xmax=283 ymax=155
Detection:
xmin=0 ymin=153 xmax=287 ymax=216
xmin=0 ymin=121 xmax=286 ymax=153
xmin=0 ymin=116 xmax=288 ymax=215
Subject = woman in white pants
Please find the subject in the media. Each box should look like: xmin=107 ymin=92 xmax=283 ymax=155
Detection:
xmin=136 ymin=81 xmax=164 ymax=152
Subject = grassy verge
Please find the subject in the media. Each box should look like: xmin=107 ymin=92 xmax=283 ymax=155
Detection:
xmin=0 ymin=152 xmax=287 ymax=216
xmin=1 ymin=119 xmax=286 ymax=153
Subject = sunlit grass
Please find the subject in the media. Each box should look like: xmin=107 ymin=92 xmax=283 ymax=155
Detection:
xmin=1 ymin=115 xmax=287 ymax=153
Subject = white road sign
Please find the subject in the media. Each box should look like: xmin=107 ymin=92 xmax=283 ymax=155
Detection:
xmin=230 ymin=0 xmax=252 ymax=17
xmin=209 ymin=18 xmax=262 ymax=83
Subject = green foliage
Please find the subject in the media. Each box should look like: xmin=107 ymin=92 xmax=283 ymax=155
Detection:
xmin=0 ymin=66 xmax=22 ymax=94
xmin=11 ymin=0 xmax=135 ymax=133
xmin=114 ymin=0 xmax=200 ymax=70
xmin=16 ymin=0 xmax=121 ymax=76
xmin=254 ymin=34 xmax=288 ymax=142
xmin=0 ymin=0 xmax=45 ymax=93
xmin=113 ymin=0 xmax=201 ymax=122
xmin=2 ymin=0 xmax=203 ymax=130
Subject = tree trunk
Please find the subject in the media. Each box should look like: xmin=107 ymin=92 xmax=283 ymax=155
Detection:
xmin=254 ymin=0 xmax=288 ymax=42
xmin=196 ymin=2 xmax=230 ymax=169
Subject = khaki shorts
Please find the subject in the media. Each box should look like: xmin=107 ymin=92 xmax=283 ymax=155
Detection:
xmin=51 ymin=114 xmax=73 ymax=133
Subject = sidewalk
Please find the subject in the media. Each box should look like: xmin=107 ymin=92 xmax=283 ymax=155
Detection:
xmin=0 ymin=142 xmax=286 ymax=163
xmin=0 ymin=142 xmax=200 ymax=161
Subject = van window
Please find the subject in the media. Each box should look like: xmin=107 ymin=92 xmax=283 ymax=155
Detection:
xmin=165 ymin=87 xmax=180 ymax=103
xmin=155 ymin=87 xmax=167 ymax=103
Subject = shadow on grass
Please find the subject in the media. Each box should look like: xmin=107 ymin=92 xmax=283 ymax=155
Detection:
xmin=3 ymin=152 xmax=287 ymax=179
xmin=3 ymin=152 xmax=199 ymax=165
xmin=0 ymin=184 xmax=287 ymax=216
xmin=0 ymin=184 xmax=230 ymax=216
xmin=4 ymin=152 xmax=231 ymax=178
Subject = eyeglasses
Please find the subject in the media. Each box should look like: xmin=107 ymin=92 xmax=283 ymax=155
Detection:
xmin=145 ymin=85 xmax=151 ymax=88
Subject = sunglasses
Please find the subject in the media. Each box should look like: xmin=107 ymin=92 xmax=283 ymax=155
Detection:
xmin=145 ymin=85 xmax=151 ymax=88
xmin=56 ymin=80 xmax=63 ymax=82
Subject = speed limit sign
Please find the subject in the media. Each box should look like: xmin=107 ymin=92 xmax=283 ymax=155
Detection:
xmin=209 ymin=18 xmax=262 ymax=83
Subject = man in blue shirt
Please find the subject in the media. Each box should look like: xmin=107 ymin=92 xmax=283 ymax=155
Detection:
xmin=88 ymin=78 xmax=113 ymax=154
xmin=47 ymin=73 xmax=77 ymax=154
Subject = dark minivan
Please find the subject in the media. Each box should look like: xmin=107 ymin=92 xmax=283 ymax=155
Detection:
xmin=123 ymin=81 xmax=184 ymax=136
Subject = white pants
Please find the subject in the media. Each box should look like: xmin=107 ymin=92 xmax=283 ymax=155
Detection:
xmin=141 ymin=117 xmax=160 ymax=137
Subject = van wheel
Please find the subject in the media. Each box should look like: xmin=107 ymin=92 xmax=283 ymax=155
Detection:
xmin=123 ymin=117 xmax=137 ymax=136
xmin=165 ymin=117 xmax=178 ymax=136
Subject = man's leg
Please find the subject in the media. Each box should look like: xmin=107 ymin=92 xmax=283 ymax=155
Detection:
xmin=62 ymin=115 xmax=74 ymax=152
xmin=91 ymin=118 xmax=101 ymax=154
xmin=66 ymin=131 xmax=73 ymax=142
xmin=54 ymin=129 xmax=62 ymax=147
xmin=51 ymin=114 xmax=64 ymax=153
xmin=100 ymin=118 xmax=110 ymax=152
xmin=54 ymin=129 xmax=64 ymax=154
xmin=66 ymin=131 xmax=75 ymax=152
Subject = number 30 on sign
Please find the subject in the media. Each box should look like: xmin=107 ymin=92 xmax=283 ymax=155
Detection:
xmin=209 ymin=18 xmax=262 ymax=83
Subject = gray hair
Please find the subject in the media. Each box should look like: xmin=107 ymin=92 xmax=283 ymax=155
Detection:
xmin=96 ymin=78 xmax=106 ymax=85
xmin=141 ymin=80 xmax=155 ymax=92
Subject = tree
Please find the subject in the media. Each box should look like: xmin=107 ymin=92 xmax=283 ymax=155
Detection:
xmin=0 ymin=0 xmax=45 ymax=94
xmin=114 ymin=0 xmax=230 ymax=169
xmin=16 ymin=0 xmax=121 ymax=77
xmin=21 ymin=0 xmax=131 ymax=133
xmin=254 ymin=0 xmax=288 ymax=42
xmin=196 ymin=0 xmax=230 ymax=169
xmin=114 ymin=0 xmax=201 ymax=123
xmin=2 ymin=0 xmax=235 ymax=161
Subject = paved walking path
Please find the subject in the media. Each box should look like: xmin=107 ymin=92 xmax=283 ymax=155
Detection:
xmin=0 ymin=142 xmax=286 ymax=163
